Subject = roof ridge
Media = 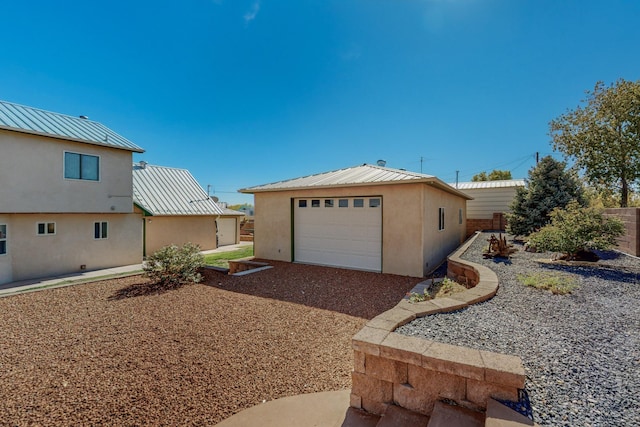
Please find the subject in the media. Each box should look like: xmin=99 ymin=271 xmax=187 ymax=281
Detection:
xmin=0 ymin=99 xmax=98 ymax=124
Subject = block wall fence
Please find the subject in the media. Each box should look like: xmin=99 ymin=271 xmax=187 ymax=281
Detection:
xmin=604 ymin=208 xmax=640 ymax=257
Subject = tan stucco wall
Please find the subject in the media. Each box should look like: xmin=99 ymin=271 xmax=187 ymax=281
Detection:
xmin=421 ymin=185 xmax=467 ymax=274
xmin=0 ymin=213 xmax=142 ymax=284
xmin=0 ymin=130 xmax=135 ymax=214
xmin=252 ymin=182 xmax=467 ymax=277
xmin=143 ymin=215 xmax=217 ymax=255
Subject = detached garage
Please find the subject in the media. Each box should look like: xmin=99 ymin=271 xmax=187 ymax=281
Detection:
xmin=240 ymin=164 xmax=471 ymax=277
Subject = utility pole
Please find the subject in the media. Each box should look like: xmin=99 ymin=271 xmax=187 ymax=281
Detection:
xmin=536 ymin=152 xmax=539 ymax=164
xmin=455 ymin=170 xmax=459 ymax=188
xmin=420 ymin=156 xmax=424 ymax=174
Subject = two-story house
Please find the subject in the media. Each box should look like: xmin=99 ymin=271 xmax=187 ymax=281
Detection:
xmin=0 ymin=100 xmax=145 ymax=285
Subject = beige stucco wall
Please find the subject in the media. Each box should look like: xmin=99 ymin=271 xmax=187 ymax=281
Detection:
xmin=143 ymin=215 xmax=217 ymax=255
xmin=0 ymin=130 xmax=135 ymax=214
xmin=0 ymin=213 xmax=142 ymax=284
xmin=421 ymin=185 xmax=467 ymax=274
xmin=252 ymin=182 xmax=467 ymax=277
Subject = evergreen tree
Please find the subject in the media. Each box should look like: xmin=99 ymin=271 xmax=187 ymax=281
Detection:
xmin=507 ymin=156 xmax=584 ymax=236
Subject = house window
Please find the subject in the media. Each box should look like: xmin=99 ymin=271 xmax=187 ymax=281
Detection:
xmin=298 ymin=200 xmax=307 ymax=208
xmin=0 ymin=224 xmax=6 ymax=255
xmin=94 ymin=222 xmax=108 ymax=239
xmin=339 ymin=199 xmax=349 ymax=208
xmin=37 ymin=222 xmax=56 ymax=235
xmin=324 ymin=199 xmax=334 ymax=208
xmin=354 ymin=198 xmax=364 ymax=208
xmin=459 ymin=208 xmax=463 ymax=225
xmin=64 ymin=152 xmax=99 ymax=181
xmin=369 ymin=198 xmax=381 ymax=208
xmin=438 ymin=208 xmax=445 ymax=231
xmin=311 ymin=199 xmax=320 ymax=208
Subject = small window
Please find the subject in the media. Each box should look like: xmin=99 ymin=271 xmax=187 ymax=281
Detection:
xmin=94 ymin=222 xmax=108 ymax=239
xmin=438 ymin=207 xmax=445 ymax=231
xmin=37 ymin=222 xmax=56 ymax=235
xmin=311 ymin=199 xmax=320 ymax=208
xmin=354 ymin=199 xmax=364 ymax=208
xmin=339 ymin=199 xmax=349 ymax=208
xmin=298 ymin=200 xmax=307 ymax=208
xmin=459 ymin=208 xmax=463 ymax=225
xmin=64 ymin=152 xmax=99 ymax=181
xmin=324 ymin=199 xmax=334 ymax=208
xmin=369 ymin=198 xmax=381 ymax=208
xmin=0 ymin=224 xmax=6 ymax=255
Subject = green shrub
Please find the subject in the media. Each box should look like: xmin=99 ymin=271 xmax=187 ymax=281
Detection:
xmin=528 ymin=200 xmax=624 ymax=259
xmin=143 ymin=243 xmax=204 ymax=288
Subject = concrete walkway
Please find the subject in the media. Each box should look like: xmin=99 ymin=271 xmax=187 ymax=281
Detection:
xmin=0 ymin=242 xmax=253 ymax=298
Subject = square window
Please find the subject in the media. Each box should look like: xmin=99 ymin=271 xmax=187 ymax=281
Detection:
xmin=94 ymin=222 xmax=108 ymax=239
xmin=369 ymin=198 xmax=381 ymax=208
xmin=311 ymin=199 xmax=320 ymax=208
xmin=339 ymin=199 xmax=349 ymax=208
xmin=64 ymin=152 xmax=99 ymax=181
xmin=354 ymin=198 xmax=364 ymax=208
xmin=0 ymin=241 xmax=5 ymax=255
xmin=37 ymin=222 xmax=55 ymax=235
xmin=324 ymin=199 xmax=334 ymax=208
xmin=298 ymin=200 xmax=307 ymax=208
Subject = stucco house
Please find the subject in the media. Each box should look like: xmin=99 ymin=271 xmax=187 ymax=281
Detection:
xmin=239 ymin=164 xmax=471 ymax=278
xmin=450 ymin=179 xmax=525 ymax=236
xmin=132 ymin=163 xmax=243 ymax=256
xmin=0 ymin=100 xmax=144 ymax=285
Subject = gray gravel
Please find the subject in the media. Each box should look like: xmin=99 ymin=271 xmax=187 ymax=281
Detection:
xmin=396 ymin=233 xmax=640 ymax=427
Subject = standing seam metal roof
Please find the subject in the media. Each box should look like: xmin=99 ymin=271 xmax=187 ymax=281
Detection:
xmin=448 ymin=179 xmax=526 ymax=190
xmin=0 ymin=100 xmax=144 ymax=153
xmin=133 ymin=164 xmax=224 ymax=216
xmin=239 ymin=163 xmax=472 ymax=199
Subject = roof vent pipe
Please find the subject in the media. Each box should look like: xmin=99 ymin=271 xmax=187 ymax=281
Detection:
xmin=79 ymin=115 xmax=89 ymax=119
xmin=139 ymin=161 xmax=147 ymax=169
xmin=376 ymin=159 xmax=386 ymax=167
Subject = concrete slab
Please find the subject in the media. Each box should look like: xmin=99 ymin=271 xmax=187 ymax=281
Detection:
xmin=214 ymin=390 xmax=352 ymax=427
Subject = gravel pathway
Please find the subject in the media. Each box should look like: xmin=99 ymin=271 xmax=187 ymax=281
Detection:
xmin=396 ymin=233 xmax=640 ymax=427
xmin=0 ymin=262 xmax=420 ymax=426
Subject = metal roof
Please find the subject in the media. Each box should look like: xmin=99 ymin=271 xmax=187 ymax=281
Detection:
xmin=448 ymin=179 xmax=526 ymax=190
xmin=240 ymin=164 xmax=472 ymax=199
xmin=0 ymin=100 xmax=144 ymax=153
xmin=133 ymin=163 xmax=224 ymax=216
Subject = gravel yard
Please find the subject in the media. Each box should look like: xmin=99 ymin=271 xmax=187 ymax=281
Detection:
xmin=397 ymin=233 xmax=640 ymax=427
xmin=0 ymin=262 xmax=419 ymax=426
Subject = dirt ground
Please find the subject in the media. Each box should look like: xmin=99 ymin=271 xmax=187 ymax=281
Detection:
xmin=0 ymin=262 xmax=420 ymax=426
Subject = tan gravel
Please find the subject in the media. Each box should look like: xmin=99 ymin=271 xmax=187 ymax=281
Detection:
xmin=0 ymin=261 xmax=420 ymax=426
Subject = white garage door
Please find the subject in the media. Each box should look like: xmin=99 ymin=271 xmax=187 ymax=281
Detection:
xmin=294 ymin=197 xmax=382 ymax=272
xmin=217 ymin=217 xmax=237 ymax=246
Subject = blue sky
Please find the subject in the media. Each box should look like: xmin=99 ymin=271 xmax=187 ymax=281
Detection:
xmin=2 ymin=0 xmax=639 ymax=205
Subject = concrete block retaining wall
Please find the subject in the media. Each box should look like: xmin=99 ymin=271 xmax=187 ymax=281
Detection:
xmin=350 ymin=232 xmax=525 ymax=417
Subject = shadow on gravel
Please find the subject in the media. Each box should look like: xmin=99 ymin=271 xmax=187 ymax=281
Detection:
xmin=108 ymin=281 xmax=184 ymax=300
xmin=539 ymin=262 xmax=640 ymax=283
xmin=201 ymin=260 xmax=422 ymax=319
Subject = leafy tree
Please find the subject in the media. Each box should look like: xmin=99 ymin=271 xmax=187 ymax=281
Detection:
xmin=143 ymin=243 xmax=204 ymax=288
xmin=471 ymin=169 xmax=512 ymax=181
xmin=507 ymin=156 xmax=584 ymax=236
xmin=549 ymin=79 xmax=640 ymax=207
xmin=528 ymin=200 xmax=624 ymax=260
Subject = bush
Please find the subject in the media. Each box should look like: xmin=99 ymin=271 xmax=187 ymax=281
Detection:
xmin=528 ymin=200 xmax=624 ymax=259
xmin=143 ymin=243 xmax=204 ymax=288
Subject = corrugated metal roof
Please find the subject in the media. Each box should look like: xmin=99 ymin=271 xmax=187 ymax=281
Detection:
xmin=0 ymin=100 xmax=144 ymax=153
xmin=133 ymin=163 xmax=224 ymax=216
xmin=240 ymin=163 xmax=472 ymax=199
xmin=448 ymin=179 xmax=526 ymax=190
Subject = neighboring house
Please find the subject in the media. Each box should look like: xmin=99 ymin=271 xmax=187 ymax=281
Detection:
xmin=240 ymin=164 xmax=471 ymax=278
xmin=0 ymin=100 xmax=144 ymax=285
xmin=132 ymin=163 xmax=242 ymax=256
xmin=449 ymin=179 xmax=525 ymax=236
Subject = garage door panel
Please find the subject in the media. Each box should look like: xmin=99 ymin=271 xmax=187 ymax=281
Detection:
xmin=294 ymin=197 xmax=381 ymax=272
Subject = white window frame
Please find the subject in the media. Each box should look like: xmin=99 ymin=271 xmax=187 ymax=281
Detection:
xmin=64 ymin=151 xmax=100 ymax=181
xmin=94 ymin=221 xmax=108 ymax=240
xmin=37 ymin=222 xmax=56 ymax=236
xmin=438 ymin=207 xmax=445 ymax=231
xmin=0 ymin=224 xmax=6 ymax=255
